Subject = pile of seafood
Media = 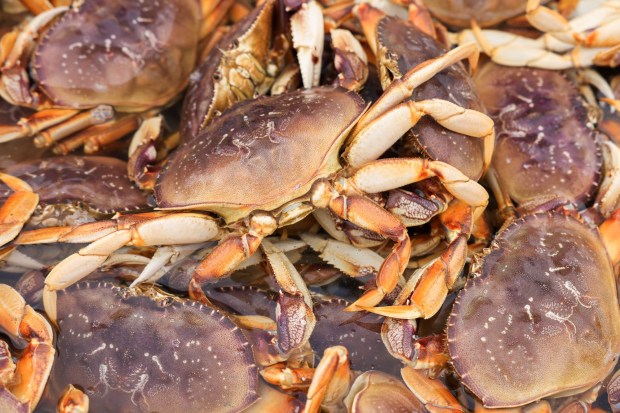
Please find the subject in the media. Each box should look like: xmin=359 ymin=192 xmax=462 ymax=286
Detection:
xmin=0 ymin=0 xmax=619 ymax=411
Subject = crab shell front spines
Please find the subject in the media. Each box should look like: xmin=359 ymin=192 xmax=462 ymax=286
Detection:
xmin=447 ymin=212 xmax=620 ymax=408
xmin=155 ymin=87 xmax=366 ymax=223
xmin=31 ymin=0 xmax=201 ymax=110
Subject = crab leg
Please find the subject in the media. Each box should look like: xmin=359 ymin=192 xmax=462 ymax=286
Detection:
xmin=526 ymin=0 xmax=620 ymax=48
xmin=464 ymin=23 xmax=619 ymax=69
xmin=0 ymin=173 xmax=39 ymax=248
xmin=364 ymin=200 xmax=472 ymax=319
xmin=300 ymin=232 xmax=383 ymax=277
xmin=350 ymin=42 xmax=480 ymax=136
xmin=303 ymin=346 xmax=351 ymax=413
xmin=262 ymin=239 xmax=316 ymax=355
xmin=36 ymin=213 xmax=221 ymax=322
xmin=57 ymin=384 xmax=89 ymax=413
xmin=312 ymin=184 xmax=411 ymax=310
xmin=349 ymin=158 xmax=489 ymax=216
xmin=345 ymin=98 xmax=494 ymax=169
xmin=596 ymin=141 xmax=620 ymax=217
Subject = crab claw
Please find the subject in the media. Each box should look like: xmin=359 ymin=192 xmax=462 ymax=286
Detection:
xmin=57 ymin=384 xmax=89 ymax=413
xmin=291 ymin=0 xmax=324 ymax=89
xmin=0 ymin=284 xmax=54 ymax=413
xmin=0 ymin=173 xmax=39 ymax=248
xmin=303 ymin=346 xmax=351 ymax=413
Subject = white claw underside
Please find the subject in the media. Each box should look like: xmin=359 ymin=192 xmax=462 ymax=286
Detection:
xmin=291 ymin=0 xmax=324 ymax=89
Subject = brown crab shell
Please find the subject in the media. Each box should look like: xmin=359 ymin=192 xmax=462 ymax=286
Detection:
xmin=156 ymin=87 xmax=365 ymax=223
xmin=47 ymin=281 xmax=259 ymax=413
xmin=475 ymin=63 xmax=600 ymax=208
xmin=0 ymin=156 xmax=148 ymax=214
xmin=180 ymin=0 xmax=275 ymax=142
xmin=32 ymin=0 xmax=200 ymax=110
xmin=376 ymin=16 xmax=486 ymax=180
xmin=424 ymin=0 xmax=530 ymax=28
xmin=448 ymin=212 xmax=620 ymax=407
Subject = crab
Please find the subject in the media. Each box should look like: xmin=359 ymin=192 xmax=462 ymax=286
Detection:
xmin=36 ymin=280 xmax=302 ymax=413
xmin=474 ymin=62 xmax=620 ymax=219
xmin=0 ymin=0 xmax=230 ymax=153
xmin=447 ymin=209 xmax=620 ymax=408
xmin=13 ymin=43 xmax=492 ymax=356
xmin=309 ymin=6 xmax=493 ymax=323
xmin=0 ymin=284 xmax=55 ymax=413
xmin=0 ymin=156 xmax=148 ymax=249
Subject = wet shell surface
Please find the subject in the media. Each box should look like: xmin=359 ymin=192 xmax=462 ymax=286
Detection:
xmin=448 ymin=212 xmax=620 ymax=407
xmin=0 ymin=156 xmax=148 ymax=214
xmin=46 ymin=282 xmax=258 ymax=413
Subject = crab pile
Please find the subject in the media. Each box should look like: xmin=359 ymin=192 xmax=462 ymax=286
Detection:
xmin=0 ymin=0 xmax=620 ymax=411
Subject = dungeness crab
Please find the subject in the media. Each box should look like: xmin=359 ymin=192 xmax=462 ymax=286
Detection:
xmin=0 ymin=0 xmax=225 ymax=152
xmin=448 ymin=209 xmax=620 ymax=407
xmin=16 ymin=43 xmax=492 ymax=355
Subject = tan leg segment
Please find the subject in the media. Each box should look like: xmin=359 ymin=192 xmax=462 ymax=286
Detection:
xmin=324 ymin=195 xmax=411 ymax=310
xmin=345 ymin=98 xmax=493 ymax=168
xmin=303 ymin=346 xmax=351 ymax=413
xmin=191 ymin=234 xmax=263 ymax=286
xmin=351 ymin=42 xmax=479 ymax=136
xmin=0 ymin=173 xmax=39 ymax=248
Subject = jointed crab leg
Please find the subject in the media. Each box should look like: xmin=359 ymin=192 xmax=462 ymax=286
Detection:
xmin=463 ymin=23 xmax=620 ymax=69
xmin=400 ymin=366 xmax=465 ymax=413
xmin=364 ymin=200 xmax=472 ymax=319
xmin=343 ymin=38 xmax=494 ymax=170
xmin=526 ymin=0 xmax=620 ymax=48
xmin=189 ymin=216 xmax=316 ymax=354
xmin=29 ymin=212 xmax=221 ymax=322
xmin=0 ymin=173 xmax=39 ymax=248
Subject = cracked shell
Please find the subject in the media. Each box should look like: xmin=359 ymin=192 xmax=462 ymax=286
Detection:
xmin=448 ymin=212 xmax=620 ymax=407
xmin=156 ymin=87 xmax=365 ymax=223
xmin=47 ymin=281 xmax=258 ymax=413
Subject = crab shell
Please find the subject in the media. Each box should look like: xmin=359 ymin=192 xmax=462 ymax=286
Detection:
xmin=32 ymin=0 xmax=200 ymax=110
xmin=376 ymin=16 xmax=486 ymax=180
xmin=0 ymin=156 xmax=148 ymax=215
xmin=424 ymin=0 xmax=530 ymax=28
xmin=46 ymin=281 xmax=258 ymax=413
xmin=475 ymin=63 xmax=600 ymax=208
xmin=156 ymin=87 xmax=365 ymax=223
xmin=448 ymin=212 xmax=620 ymax=407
